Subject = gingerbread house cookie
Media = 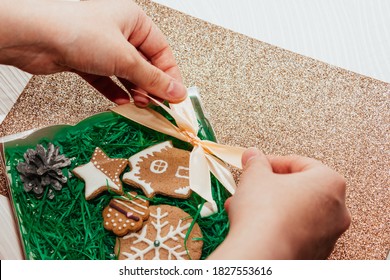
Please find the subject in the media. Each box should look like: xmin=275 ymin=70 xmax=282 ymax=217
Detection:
xmin=122 ymin=141 xmax=191 ymax=199
xmin=115 ymin=205 xmax=203 ymax=260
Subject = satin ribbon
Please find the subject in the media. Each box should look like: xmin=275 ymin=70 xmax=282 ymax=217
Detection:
xmin=111 ymin=93 xmax=245 ymax=217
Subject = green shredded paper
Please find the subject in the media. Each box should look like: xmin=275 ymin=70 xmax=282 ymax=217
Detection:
xmin=5 ymin=111 xmax=230 ymax=260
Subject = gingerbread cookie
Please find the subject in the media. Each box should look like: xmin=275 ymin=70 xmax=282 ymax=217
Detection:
xmin=103 ymin=192 xmax=150 ymax=236
xmin=115 ymin=205 xmax=203 ymax=260
xmin=122 ymin=141 xmax=192 ymax=199
xmin=72 ymin=147 xmax=127 ymax=200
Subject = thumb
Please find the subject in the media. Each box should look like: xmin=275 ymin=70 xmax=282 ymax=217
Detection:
xmin=242 ymin=148 xmax=272 ymax=171
xmin=239 ymin=148 xmax=272 ymax=186
xmin=116 ymin=41 xmax=187 ymax=103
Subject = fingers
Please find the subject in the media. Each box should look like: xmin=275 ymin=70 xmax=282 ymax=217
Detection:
xmin=77 ymin=72 xmax=130 ymax=105
xmin=266 ymin=154 xmax=321 ymax=174
xmin=117 ymin=78 xmax=150 ymax=107
xmin=115 ymin=8 xmax=186 ymax=103
xmin=238 ymin=148 xmax=273 ymax=189
xmin=114 ymin=40 xmax=187 ymax=104
xmin=224 ymin=197 xmax=232 ymax=213
xmin=128 ymin=10 xmax=183 ymax=83
xmin=242 ymin=148 xmax=272 ymax=171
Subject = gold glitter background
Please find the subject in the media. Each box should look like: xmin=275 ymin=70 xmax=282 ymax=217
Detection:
xmin=0 ymin=0 xmax=389 ymax=260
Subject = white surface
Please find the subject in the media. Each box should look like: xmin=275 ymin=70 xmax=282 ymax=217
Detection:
xmin=0 ymin=66 xmax=32 ymax=124
xmin=0 ymin=195 xmax=23 ymax=260
xmin=155 ymin=0 xmax=390 ymax=83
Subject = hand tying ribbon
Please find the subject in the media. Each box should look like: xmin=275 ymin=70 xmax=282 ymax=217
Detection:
xmin=111 ymin=88 xmax=245 ymax=217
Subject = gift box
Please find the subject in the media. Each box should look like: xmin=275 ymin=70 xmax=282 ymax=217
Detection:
xmin=0 ymin=87 xmax=243 ymax=260
xmin=1 ymin=0 xmax=388 ymax=261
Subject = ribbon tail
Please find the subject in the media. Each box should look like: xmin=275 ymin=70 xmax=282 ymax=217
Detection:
xmin=202 ymin=140 xmax=246 ymax=169
xmin=111 ymin=103 xmax=188 ymax=142
xmin=205 ymin=154 xmax=237 ymax=195
xmin=129 ymin=90 xmax=198 ymax=135
xmin=190 ymin=146 xmax=218 ymax=217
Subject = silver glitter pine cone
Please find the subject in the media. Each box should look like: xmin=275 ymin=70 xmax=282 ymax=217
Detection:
xmin=16 ymin=143 xmax=71 ymax=199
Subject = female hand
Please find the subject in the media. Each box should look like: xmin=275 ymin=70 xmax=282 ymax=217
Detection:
xmin=0 ymin=0 xmax=186 ymax=106
xmin=209 ymin=148 xmax=351 ymax=259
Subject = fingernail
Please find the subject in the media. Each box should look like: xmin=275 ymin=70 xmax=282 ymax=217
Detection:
xmin=133 ymin=95 xmax=150 ymax=107
xmin=167 ymin=80 xmax=187 ymax=101
xmin=242 ymin=147 xmax=262 ymax=167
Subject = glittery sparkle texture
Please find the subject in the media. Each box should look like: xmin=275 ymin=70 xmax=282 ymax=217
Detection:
xmin=0 ymin=0 xmax=388 ymax=259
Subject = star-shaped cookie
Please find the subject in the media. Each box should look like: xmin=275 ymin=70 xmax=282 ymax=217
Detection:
xmin=72 ymin=147 xmax=128 ymax=200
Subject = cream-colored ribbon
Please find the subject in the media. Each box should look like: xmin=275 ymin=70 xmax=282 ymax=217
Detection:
xmin=111 ymin=92 xmax=245 ymax=217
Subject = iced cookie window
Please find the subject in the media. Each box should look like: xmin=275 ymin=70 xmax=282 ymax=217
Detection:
xmin=150 ymin=160 xmax=168 ymax=174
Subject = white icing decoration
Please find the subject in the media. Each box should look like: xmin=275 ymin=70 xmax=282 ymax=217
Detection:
xmin=128 ymin=192 xmax=147 ymax=202
xmin=114 ymin=199 xmax=146 ymax=216
xmin=150 ymin=160 xmax=168 ymax=174
xmin=73 ymin=162 xmax=120 ymax=199
xmin=130 ymin=222 xmax=135 ymax=226
xmin=113 ymin=223 xmax=117 ymax=227
xmin=123 ymin=141 xmax=173 ymax=195
xmin=111 ymin=219 xmax=115 ymax=223
xmin=120 ymin=196 xmax=148 ymax=209
xmin=119 ymin=219 xmax=122 ymax=222
xmin=174 ymin=186 xmax=190 ymax=195
xmin=115 ymin=213 xmax=118 ymax=217
xmin=175 ymin=166 xmax=190 ymax=179
xmin=123 ymin=224 xmax=127 ymax=227
xmin=107 ymin=214 xmax=111 ymax=217
xmin=109 ymin=208 xmax=112 ymax=212
xmin=122 ymin=207 xmax=190 ymax=260
xmin=105 ymin=222 xmax=109 ymax=225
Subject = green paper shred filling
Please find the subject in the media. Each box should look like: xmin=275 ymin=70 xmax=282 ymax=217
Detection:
xmin=6 ymin=115 xmax=230 ymax=260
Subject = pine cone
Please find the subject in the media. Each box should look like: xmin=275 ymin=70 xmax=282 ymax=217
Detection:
xmin=16 ymin=143 xmax=71 ymax=199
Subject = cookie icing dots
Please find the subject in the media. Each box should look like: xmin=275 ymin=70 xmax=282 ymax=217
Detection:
xmin=102 ymin=192 xmax=150 ymax=236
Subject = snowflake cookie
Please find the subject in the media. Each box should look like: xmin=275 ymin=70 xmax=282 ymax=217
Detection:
xmin=115 ymin=205 xmax=203 ymax=260
xmin=103 ymin=192 xmax=150 ymax=236
xmin=122 ymin=141 xmax=192 ymax=199
xmin=72 ymin=147 xmax=128 ymax=200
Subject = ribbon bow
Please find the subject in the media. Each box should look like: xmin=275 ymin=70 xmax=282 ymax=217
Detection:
xmin=111 ymin=88 xmax=245 ymax=216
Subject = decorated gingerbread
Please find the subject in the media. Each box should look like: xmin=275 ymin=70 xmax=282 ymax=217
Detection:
xmin=115 ymin=205 xmax=203 ymax=260
xmin=103 ymin=192 xmax=150 ymax=236
xmin=122 ymin=141 xmax=192 ymax=199
xmin=72 ymin=147 xmax=128 ymax=200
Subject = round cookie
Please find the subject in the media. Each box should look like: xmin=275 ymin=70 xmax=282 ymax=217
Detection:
xmin=115 ymin=205 xmax=203 ymax=260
